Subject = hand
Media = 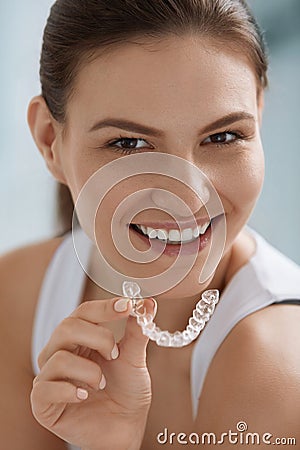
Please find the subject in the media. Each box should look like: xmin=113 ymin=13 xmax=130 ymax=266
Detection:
xmin=30 ymin=296 xmax=156 ymax=450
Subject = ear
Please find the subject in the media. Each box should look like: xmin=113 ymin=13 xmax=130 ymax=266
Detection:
xmin=27 ymin=95 xmax=67 ymax=185
xmin=257 ymin=89 xmax=265 ymax=129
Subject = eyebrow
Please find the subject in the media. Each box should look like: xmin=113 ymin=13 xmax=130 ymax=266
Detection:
xmin=88 ymin=111 xmax=256 ymax=137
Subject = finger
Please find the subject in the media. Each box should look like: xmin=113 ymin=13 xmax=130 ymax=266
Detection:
xmin=31 ymin=380 xmax=88 ymax=408
xmin=120 ymin=297 xmax=157 ymax=367
xmin=36 ymin=350 xmax=105 ymax=392
xmin=69 ymin=297 xmax=133 ymax=323
xmin=30 ymin=380 xmax=88 ymax=428
xmin=38 ymin=318 xmax=118 ymax=369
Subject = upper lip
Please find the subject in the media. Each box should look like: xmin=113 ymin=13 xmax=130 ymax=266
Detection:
xmin=130 ymin=215 xmax=219 ymax=231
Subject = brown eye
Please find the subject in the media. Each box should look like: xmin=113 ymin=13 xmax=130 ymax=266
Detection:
xmin=117 ymin=138 xmax=139 ymax=149
xmin=203 ymin=132 xmax=241 ymax=145
xmin=105 ymin=137 xmax=152 ymax=155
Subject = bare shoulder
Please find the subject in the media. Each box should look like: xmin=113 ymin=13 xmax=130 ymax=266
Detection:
xmin=0 ymin=235 xmax=69 ymax=449
xmin=0 ymin=235 xmax=65 ymax=372
xmin=0 ymin=234 xmax=65 ymax=296
xmin=196 ymin=303 xmax=300 ymax=443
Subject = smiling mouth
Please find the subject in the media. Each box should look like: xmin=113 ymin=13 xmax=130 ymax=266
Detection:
xmin=129 ymin=219 xmax=212 ymax=245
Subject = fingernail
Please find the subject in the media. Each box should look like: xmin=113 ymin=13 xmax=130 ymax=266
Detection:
xmin=77 ymin=388 xmax=88 ymax=400
xmin=111 ymin=344 xmax=119 ymax=360
xmin=114 ymin=298 xmax=129 ymax=312
xmin=99 ymin=374 xmax=106 ymax=390
xmin=148 ymin=297 xmax=157 ymax=317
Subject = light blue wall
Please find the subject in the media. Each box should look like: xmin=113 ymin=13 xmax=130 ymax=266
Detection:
xmin=248 ymin=0 xmax=300 ymax=264
xmin=0 ymin=0 xmax=57 ymax=252
xmin=1 ymin=1 xmax=299 ymax=264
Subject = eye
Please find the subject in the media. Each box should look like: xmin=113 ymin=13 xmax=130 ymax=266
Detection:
xmin=107 ymin=136 xmax=152 ymax=154
xmin=202 ymin=131 xmax=243 ymax=146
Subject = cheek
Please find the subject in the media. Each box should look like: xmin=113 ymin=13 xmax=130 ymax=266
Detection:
xmin=209 ymin=146 xmax=265 ymax=212
xmin=63 ymin=148 xmax=113 ymax=203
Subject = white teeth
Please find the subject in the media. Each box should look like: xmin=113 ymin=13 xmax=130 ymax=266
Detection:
xmin=141 ymin=225 xmax=147 ymax=234
xmin=157 ymin=229 xmax=168 ymax=241
xmin=181 ymin=228 xmax=193 ymax=242
xmin=193 ymin=226 xmax=200 ymax=238
xmin=147 ymin=227 xmax=157 ymax=238
xmin=169 ymin=229 xmax=181 ymax=242
xmin=134 ymin=220 xmax=211 ymax=244
xmin=199 ymin=221 xmax=210 ymax=235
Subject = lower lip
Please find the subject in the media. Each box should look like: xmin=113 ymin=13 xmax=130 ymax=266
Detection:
xmin=129 ymin=221 xmax=213 ymax=257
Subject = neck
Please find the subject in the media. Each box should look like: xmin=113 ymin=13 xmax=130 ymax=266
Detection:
xmin=150 ymin=247 xmax=233 ymax=332
xmin=150 ymin=227 xmax=255 ymax=332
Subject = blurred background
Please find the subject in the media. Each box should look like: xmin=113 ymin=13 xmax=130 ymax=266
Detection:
xmin=0 ymin=0 xmax=299 ymax=264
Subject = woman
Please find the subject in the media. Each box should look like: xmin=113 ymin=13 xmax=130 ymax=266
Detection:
xmin=1 ymin=0 xmax=300 ymax=449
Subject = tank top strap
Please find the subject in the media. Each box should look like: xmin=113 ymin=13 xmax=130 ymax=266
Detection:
xmin=31 ymin=223 xmax=300 ymax=437
xmin=31 ymin=226 xmax=93 ymax=376
xmin=190 ymin=225 xmax=300 ymax=420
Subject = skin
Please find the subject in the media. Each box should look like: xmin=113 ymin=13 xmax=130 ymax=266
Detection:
xmin=21 ymin=34 xmax=300 ymax=449
xmin=28 ymin=34 xmax=264 ymax=330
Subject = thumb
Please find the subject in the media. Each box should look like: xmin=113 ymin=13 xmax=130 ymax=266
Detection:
xmin=119 ymin=297 xmax=157 ymax=367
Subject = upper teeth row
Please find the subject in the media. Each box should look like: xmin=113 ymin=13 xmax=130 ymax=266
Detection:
xmin=136 ymin=221 xmax=211 ymax=243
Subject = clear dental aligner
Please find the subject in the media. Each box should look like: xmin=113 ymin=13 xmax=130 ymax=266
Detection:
xmin=122 ymin=281 xmax=219 ymax=348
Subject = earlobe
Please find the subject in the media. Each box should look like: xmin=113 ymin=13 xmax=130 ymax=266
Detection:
xmin=27 ymin=95 xmax=67 ymax=185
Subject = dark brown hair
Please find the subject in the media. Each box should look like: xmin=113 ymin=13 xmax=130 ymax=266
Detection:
xmin=40 ymin=0 xmax=268 ymax=236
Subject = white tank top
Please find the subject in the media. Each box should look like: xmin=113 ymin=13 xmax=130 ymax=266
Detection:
xmin=31 ymin=225 xmax=300 ymax=450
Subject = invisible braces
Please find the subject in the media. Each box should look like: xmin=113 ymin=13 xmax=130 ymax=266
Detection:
xmin=122 ymin=281 xmax=219 ymax=347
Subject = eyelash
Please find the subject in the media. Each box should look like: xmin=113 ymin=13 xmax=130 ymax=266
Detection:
xmin=100 ymin=130 xmax=246 ymax=155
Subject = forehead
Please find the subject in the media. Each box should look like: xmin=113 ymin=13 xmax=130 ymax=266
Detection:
xmin=67 ymin=35 xmax=258 ymax=127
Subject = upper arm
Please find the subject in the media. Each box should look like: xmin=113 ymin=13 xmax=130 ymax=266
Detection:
xmin=195 ymin=304 xmax=300 ymax=448
xmin=0 ymin=240 xmax=68 ymax=450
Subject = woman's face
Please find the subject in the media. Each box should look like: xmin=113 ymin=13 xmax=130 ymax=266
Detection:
xmin=47 ymin=35 xmax=265 ymax=297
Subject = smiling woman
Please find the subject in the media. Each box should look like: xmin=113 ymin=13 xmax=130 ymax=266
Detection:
xmin=1 ymin=1 xmax=300 ymax=450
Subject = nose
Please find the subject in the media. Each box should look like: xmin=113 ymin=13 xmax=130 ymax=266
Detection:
xmin=149 ymin=152 xmax=210 ymax=218
xmin=150 ymin=182 xmax=209 ymax=219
